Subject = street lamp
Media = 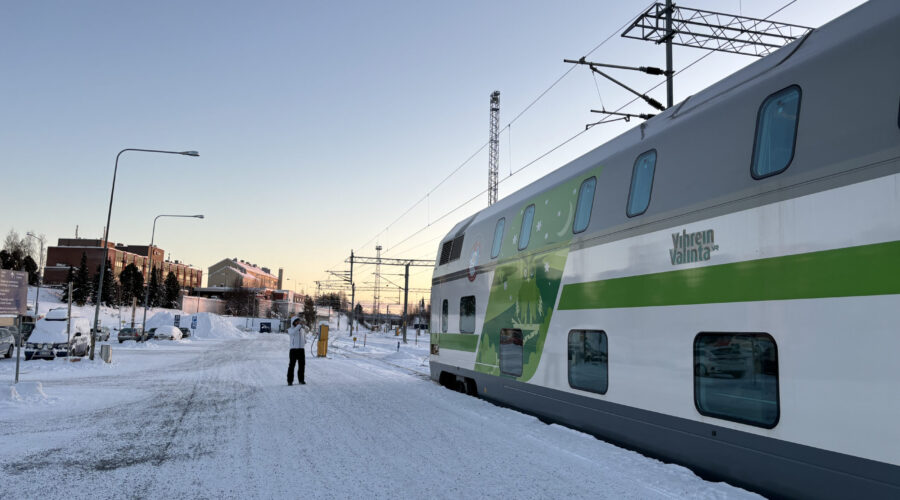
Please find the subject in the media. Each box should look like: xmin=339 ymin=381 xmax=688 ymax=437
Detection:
xmin=140 ymin=214 xmax=204 ymax=338
xmin=91 ymin=148 xmax=199 ymax=360
xmin=24 ymin=232 xmax=44 ymax=320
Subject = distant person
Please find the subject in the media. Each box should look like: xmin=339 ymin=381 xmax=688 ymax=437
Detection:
xmin=287 ymin=317 xmax=306 ymax=385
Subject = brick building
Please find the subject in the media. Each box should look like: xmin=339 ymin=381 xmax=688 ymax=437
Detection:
xmin=43 ymin=238 xmax=202 ymax=289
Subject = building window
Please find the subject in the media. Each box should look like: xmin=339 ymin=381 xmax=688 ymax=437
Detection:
xmin=573 ymin=177 xmax=597 ymax=234
xmin=751 ymin=85 xmax=801 ymax=179
xmin=627 ymin=150 xmax=657 ymax=217
xmin=694 ymin=332 xmax=779 ymax=428
xmin=441 ymin=299 xmax=449 ymax=333
xmin=459 ymin=296 xmax=476 ymax=333
xmin=491 ymin=218 xmax=505 ymax=259
xmin=568 ymin=330 xmax=608 ymax=394
xmin=499 ymin=328 xmax=523 ymax=377
xmin=518 ymin=205 xmax=535 ymax=251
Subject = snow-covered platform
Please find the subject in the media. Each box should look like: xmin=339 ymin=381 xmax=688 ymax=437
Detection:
xmin=0 ymin=330 xmax=757 ymax=499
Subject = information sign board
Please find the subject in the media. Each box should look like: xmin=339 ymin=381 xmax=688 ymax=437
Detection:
xmin=0 ymin=270 xmax=27 ymax=316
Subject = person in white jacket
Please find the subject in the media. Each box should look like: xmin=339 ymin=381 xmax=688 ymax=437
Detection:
xmin=287 ymin=317 xmax=307 ymax=385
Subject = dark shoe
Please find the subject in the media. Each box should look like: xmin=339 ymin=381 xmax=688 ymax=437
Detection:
xmin=300 ymin=381 xmax=306 ymax=385
xmin=288 ymin=382 xmax=293 ymax=386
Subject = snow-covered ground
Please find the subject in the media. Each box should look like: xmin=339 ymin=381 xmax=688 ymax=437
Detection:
xmin=0 ymin=292 xmax=757 ymax=498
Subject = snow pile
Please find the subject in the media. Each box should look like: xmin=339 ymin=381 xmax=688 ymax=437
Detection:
xmin=145 ymin=310 xmax=178 ymax=329
xmin=7 ymin=381 xmax=56 ymax=404
xmin=142 ymin=311 xmax=250 ymax=339
xmin=192 ymin=313 xmax=251 ymax=339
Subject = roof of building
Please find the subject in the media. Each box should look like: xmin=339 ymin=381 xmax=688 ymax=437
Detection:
xmin=210 ymin=258 xmax=277 ymax=279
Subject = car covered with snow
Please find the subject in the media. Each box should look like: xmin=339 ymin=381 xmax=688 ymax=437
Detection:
xmin=153 ymin=325 xmax=183 ymax=340
xmin=25 ymin=308 xmax=91 ymax=360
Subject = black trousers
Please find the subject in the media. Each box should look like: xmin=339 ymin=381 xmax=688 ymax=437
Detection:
xmin=288 ymin=348 xmax=305 ymax=384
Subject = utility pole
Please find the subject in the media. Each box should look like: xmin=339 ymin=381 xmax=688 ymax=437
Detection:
xmin=402 ymin=263 xmax=410 ymax=343
xmin=374 ymin=245 xmax=382 ymax=328
xmin=664 ymin=0 xmax=674 ymax=109
xmin=488 ymin=90 xmax=500 ymax=206
xmin=349 ymin=250 xmax=354 ymax=335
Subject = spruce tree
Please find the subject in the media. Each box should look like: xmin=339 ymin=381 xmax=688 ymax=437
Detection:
xmin=101 ymin=259 xmax=115 ymax=305
xmin=164 ymin=271 xmax=180 ymax=308
xmin=60 ymin=266 xmax=75 ymax=303
xmin=119 ymin=264 xmax=134 ymax=306
xmin=73 ymin=252 xmax=90 ymax=306
xmin=23 ymin=255 xmax=38 ymax=285
xmin=147 ymin=267 xmax=165 ymax=307
xmin=303 ymin=295 xmax=317 ymax=330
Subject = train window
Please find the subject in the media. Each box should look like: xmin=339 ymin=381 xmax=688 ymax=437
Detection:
xmin=573 ymin=177 xmax=597 ymax=234
xmin=441 ymin=300 xmax=449 ymax=333
xmin=438 ymin=240 xmax=453 ymax=265
xmin=449 ymin=234 xmax=465 ymax=261
xmin=751 ymin=85 xmax=801 ymax=179
xmin=499 ymin=328 xmax=523 ymax=377
xmin=518 ymin=204 xmax=535 ymax=251
xmin=568 ymin=330 xmax=608 ymax=394
xmin=694 ymin=332 xmax=779 ymax=428
xmin=626 ymin=150 xmax=657 ymax=217
xmin=459 ymin=296 xmax=476 ymax=333
xmin=491 ymin=218 xmax=505 ymax=259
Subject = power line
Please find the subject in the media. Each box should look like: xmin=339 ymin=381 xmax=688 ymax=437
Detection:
xmin=382 ymin=0 xmax=803 ymax=265
xmin=336 ymin=1 xmax=656 ymax=270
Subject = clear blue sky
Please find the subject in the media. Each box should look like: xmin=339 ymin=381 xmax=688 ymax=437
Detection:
xmin=0 ymin=0 xmax=863 ymax=309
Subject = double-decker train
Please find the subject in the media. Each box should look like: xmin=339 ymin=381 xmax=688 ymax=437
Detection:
xmin=428 ymin=2 xmax=900 ymax=498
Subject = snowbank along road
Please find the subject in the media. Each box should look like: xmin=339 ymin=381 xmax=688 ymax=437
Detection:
xmin=0 ymin=334 xmax=757 ymax=499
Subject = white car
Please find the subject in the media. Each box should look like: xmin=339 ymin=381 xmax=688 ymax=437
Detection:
xmin=25 ymin=308 xmax=91 ymax=360
xmin=0 ymin=327 xmax=15 ymax=358
xmin=153 ymin=325 xmax=183 ymax=340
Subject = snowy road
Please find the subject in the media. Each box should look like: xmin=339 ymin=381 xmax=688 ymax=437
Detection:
xmin=1 ymin=335 xmax=757 ymax=499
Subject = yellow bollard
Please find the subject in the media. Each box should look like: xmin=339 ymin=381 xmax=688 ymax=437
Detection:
xmin=317 ymin=325 xmax=329 ymax=357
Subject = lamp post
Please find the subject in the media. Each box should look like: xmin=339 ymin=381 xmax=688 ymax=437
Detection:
xmin=91 ymin=148 xmax=199 ymax=360
xmin=24 ymin=233 xmax=44 ymax=321
xmin=140 ymin=214 xmax=204 ymax=338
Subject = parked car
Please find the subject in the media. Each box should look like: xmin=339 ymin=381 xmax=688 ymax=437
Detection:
xmin=20 ymin=322 xmax=35 ymax=344
xmin=25 ymin=308 xmax=91 ymax=360
xmin=92 ymin=326 xmax=110 ymax=342
xmin=179 ymin=327 xmax=190 ymax=339
xmin=117 ymin=327 xmax=144 ymax=343
xmin=145 ymin=327 xmax=158 ymax=340
xmin=0 ymin=327 xmax=15 ymax=358
xmin=153 ymin=325 xmax=183 ymax=340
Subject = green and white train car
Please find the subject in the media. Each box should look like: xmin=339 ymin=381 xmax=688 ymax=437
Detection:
xmin=429 ymin=2 xmax=900 ymax=498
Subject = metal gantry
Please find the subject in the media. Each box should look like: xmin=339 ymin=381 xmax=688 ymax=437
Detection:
xmin=343 ymin=251 xmax=432 ymax=343
xmin=570 ymin=0 xmax=812 ymax=128
xmin=488 ymin=90 xmax=500 ymax=206
xmin=621 ymin=1 xmax=812 ymax=108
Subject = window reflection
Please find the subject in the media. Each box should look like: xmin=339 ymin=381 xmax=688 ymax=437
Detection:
xmin=694 ymin=333 xmax=779 ymax=428
xmin=459 ymin=296 xmax=476 ymax=333
xmin=491 ymin=218 xmax=505 ymax=258
xmin=568 ymin=330 xmax=608 ymax=394
xmin=573 ymin=177 xmax=597 ymax=234
xmin=752 ymin=86 xmax=801 ymax=179
xmin=518 ymin=205 xmax=535 ymax=251
xmin=441 ymin=299 xmax=449 ymax=333
xmin=499 ymin=328 xmax=523 ymax=377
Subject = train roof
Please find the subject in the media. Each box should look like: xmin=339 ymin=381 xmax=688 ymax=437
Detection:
xmin=439 ymin=0 xmax=891 ymax=244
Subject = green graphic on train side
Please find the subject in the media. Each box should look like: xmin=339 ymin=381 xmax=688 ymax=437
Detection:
xmin=474 ymin=166 xmax=602 ymax=381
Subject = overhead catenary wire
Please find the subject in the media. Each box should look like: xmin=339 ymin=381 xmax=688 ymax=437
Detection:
xmin=384 ymin=0 xmax=802 ymax=263
xmin=337 ymin=1 xmax=657 ymax=268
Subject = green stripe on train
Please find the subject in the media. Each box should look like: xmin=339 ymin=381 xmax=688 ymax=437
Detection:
xmin=558 ymin=240 xmax=900 ymax=310
xmin=435 ymin=333 xmax=479 ymax=352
